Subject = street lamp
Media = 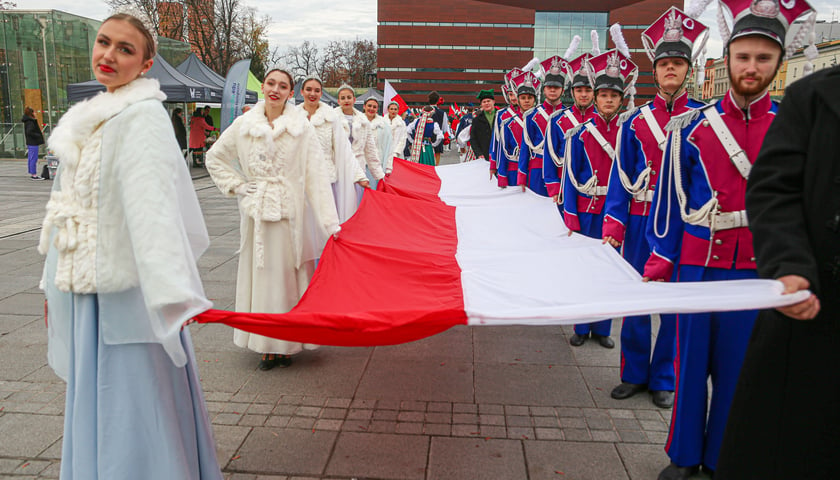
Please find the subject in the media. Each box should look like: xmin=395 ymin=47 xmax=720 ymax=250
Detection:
xmin=37 ymin=16 xmax=53 ymax=132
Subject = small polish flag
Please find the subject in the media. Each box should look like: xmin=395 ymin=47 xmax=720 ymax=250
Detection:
xmin=384 ymin=80 xmax=409 ymax=115
xmin=196 ymin=160 xmax=806 ymax=346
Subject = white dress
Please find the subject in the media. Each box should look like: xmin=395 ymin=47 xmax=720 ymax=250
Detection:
xmin=308 ymin=102 xmax=366 ymax=223
xmin=206 ymin=102 xmax=339 ymax=355
xmin=335 ymin=107 xmax=385 ymax=181
xmin=368 ymin=114 xmax=394 ymax=175
xmin=389 ymin=114 xmax=408 ymax=161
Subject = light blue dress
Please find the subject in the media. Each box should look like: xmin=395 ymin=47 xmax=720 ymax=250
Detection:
xmin=59 ymin=294 xmax=221 ymax=480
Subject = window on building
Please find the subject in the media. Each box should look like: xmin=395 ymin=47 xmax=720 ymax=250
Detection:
xmin=533 ymin=11 xmax=608 ymax=60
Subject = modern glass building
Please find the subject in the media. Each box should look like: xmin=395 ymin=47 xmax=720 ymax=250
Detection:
xmin=0 ymin=9 xmax=191 ymax=158
xmin=533 ymin=12 xmax=608 ymax=62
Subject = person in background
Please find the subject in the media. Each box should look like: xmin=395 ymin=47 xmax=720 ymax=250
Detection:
xmin=335 ymin=85 xmax=385 ymax=191
xmin=38 ymin=10 xmax=222 ymax=479
xmin=386 ymin=100 xmax=408 ymax=161
xmin=171 ymin=107 xmax=187 ymax=153
xmin=470 ymin=90 xmax=495 ymax=163
xmin=203 ymin=105 xmax=214 ymax=128
xmin=455 ymin=105 xmax=474 ymax=162
xmin=426 ymin=91 xmax=448 ymax=165
xmin=406 ymin=106 xmax=443 ymax=166
xmin=206 ymin=68 xmax=339 ymax=371
xmin=189 ymin=108 xmax=217 ymax=167
xmin=363 ymin=98 xmax=394 ymax=176
xmin=497 ymin=71 xmax=538 ymax=188
xmin=22 ymin=106 xmax=45 ymax=180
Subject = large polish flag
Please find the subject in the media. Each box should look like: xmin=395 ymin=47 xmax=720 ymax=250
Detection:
xmin=196 ymin=159 xmax=807 ymax=346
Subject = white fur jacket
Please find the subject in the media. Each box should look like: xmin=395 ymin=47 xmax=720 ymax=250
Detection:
xmin=389 ymin=114 xmax=408 ymax=161
xmin=206 ymin=101 xmax=339 ymax=268
xmin=335 ymin=107 xmax=385 ymax=179
xmin=309 ymin=102 xmax=366 ymax=184
xmin=39 ymin=77 xmax=211 ymax=376
xmin=368 ymin=114 xmax=394 ymax=174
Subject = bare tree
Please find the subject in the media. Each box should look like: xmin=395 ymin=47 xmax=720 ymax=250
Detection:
xmin=104 ymin=0 xmax=187 ymax=42
xmin=0 ymin=1 xmax=18 ymax=10
xmin=283 ymin=41 xmax=322 ymax=82
xmin=319 ymin=39 xmax=377 ymax=87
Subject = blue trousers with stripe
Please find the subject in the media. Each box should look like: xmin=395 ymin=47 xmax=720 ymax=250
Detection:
xmin=619 ymin=214 xmax=676 ymax=391
xmin=665 ymin=265 xmax=758 ymax=470
xmin=573 ymin=211 xmax=612 ymax=337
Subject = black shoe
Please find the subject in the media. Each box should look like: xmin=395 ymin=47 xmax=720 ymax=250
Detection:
xmin=651 ymin=390 xmax=674 ymax=409
xmin=277 ymin=355 xmax=292 ymax=368
xmin=611 ymin=382 xmax=647 ymax=400
xmin=569 ymin=333 xmax=588 ymax=347
xmin=702 ymin=465 xmax=715 ymax=478
xmin=594 ymin=334 xmax=615 ymax=349
xmin=658 ymin=463 xmax=698 ymax=480
xmin=258 ymin=355 xmax=280 ymax=370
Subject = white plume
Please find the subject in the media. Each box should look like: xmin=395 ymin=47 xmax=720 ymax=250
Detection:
xmin=521 ymin=57 xmax=541 ymax=73
xmin=591 ymin=30 xmax=601 ymax=56
xmin=610 ymin=23 xmax=631 ymax=59
xmin=686 ymin=0 xmax=714 ymax=20
xmin=564 ymin=35 xmax=581 ymax=60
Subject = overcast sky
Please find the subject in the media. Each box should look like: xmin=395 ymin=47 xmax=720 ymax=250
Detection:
xmin=22 ymin=0 xmax=840 ymax=61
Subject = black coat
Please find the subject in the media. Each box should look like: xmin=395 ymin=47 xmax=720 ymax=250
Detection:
xmin=172 ymin=117 xmax=188 ymax=150
xmin=22 ymin=115 xmax=45 ymax=146
xmin=717 ymin=66 xmax=840 ymax=479
xmin=470 ymin=110 xmax=493 ymax=161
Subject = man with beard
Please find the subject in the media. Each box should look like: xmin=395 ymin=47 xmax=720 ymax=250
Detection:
xmin=643 ymin=0 xmax=817 ymax=477
xmin=603 ymin=7 xmax=708 ymax=410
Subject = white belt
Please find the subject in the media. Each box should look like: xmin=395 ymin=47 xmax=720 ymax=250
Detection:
xmin=581 ymin=185 xmax=608 ymax=197
xmin=633 ymin=190 xmax=655 ymax=203
xmin=689 ymin=209 xmax=748 ymax=231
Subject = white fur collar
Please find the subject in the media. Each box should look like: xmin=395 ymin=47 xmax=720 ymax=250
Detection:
xmin=239 ymin=101 xmax=306 ymax=140
xmin=309 ymin=102 xmax=338 ymax=127
xmin=49 ymin=78 xmax=165 ymax=161
xmin=368 ymin=115 xmax=388 ymax=128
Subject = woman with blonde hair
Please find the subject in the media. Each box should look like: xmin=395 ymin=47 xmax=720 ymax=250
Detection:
xmin=39 ymin=9 xmax=222 ymax=478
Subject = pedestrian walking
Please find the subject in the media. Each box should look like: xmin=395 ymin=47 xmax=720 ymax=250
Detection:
xmin=205 ymin=68 xmax=340 ymax=371
xmin=22 ymin=106 xmax=45 ymax=180
xmin=171 ymin=107 xmax=187 ymax=152
xmin=38 ymin=9 xmax=222 ymax=479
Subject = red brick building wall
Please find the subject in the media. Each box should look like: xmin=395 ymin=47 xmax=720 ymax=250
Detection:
xmin=378 ymin=0 xmax=679 ymax=106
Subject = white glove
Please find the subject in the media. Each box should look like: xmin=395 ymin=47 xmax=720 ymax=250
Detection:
xmin=234 ymin=182 xmax=258 ymax=196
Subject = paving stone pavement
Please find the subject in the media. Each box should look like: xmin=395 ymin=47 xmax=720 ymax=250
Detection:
xmin=0 ymin=154 xmax=713 ymax=479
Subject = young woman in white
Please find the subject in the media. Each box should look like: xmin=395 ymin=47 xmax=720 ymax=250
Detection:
xmin=39 ymin=11 xmax=222 ymax=479
xmin=300 ymin=76 xmax=367 ymax=222
xmin=206 ymin=68 xmax=339 ymax=370
xmin=386 ymin=100 xmax=408 ymax=161
xmin=335 ymin=85 xmax=385 ymax=191
xmin=363 ymin=98 xmax=394 ymax=178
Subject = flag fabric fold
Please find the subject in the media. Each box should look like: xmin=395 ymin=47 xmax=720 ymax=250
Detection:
xmin=196 ymin=158 xmax=809 ymax=346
